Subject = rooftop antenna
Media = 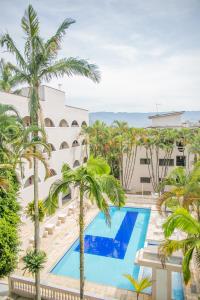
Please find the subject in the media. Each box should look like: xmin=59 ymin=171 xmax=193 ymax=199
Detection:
xmin=155 ymin=103 xmax=161 ymax=113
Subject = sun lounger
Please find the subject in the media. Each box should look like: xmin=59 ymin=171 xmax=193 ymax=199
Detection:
xmin=58 ymin=213 xmax=67 ymax=223
xmin=44 ymin=223 xmax=55 ymax=234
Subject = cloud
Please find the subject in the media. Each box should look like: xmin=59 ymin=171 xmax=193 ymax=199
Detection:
xmin=0 ymin=0 xmax=200 ymax=112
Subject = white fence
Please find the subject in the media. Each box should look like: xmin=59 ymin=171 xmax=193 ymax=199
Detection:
xmin=9 ymin=275 xmax=112 ymax=300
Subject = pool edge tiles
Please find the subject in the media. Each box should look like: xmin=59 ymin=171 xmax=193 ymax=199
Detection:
xmin=51 ymin=206 xmax=151 ymax=291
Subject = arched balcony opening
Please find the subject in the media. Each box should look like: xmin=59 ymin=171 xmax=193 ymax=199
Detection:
xmin=59 ymin=141 xmax=69 ymax=150
xmin=72 ymin=140 xmax=79 ymax=147
xmin=73 ymin=160 xmax=80 ymax=168
xmin=59 ymin=119 xmax=69 ymax=127
xmin=24 ymin=175 xmax=41 ymax=188
xmin=71 ymin=120 xmax=79 ymax=127
xmin=23 ymin=116 xmax=31 ymax=126
xmin=82 ymin=139 xmax=87 ymax=145
xmin=49 ymin=169 xmax=57 ymax=177
xmin=81 ymin=121 xmax=87 ymax=127
xmin=44 ymin=118 xmax=55 ymax=127
xmin=83 ymin=157 xmax=88 ymax=163
xmin=43 ymin=143 xmax=56 ymax=153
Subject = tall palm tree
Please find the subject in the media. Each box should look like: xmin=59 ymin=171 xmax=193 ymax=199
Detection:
xmin=46 ymin=157 xmax=125 ymax=299
xmin=123 ymin=274 xmax=152 ymax=300
xmin=1 ymin=5 xmax=100 ymax=299
xmin=159 ymin=208 xmax=200 ymax=284
xmin=0 ymin=58 xmax=21 ymax=93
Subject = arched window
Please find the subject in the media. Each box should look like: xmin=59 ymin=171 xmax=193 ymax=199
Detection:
xmin=49 ymin=169 xmax=57 ymax=177
xmin=71 ymin=120 xmax=79 ymax=127
xmin=24 ymin=175 xmax=41 ymax=188
xmin=59 ymin=119 xmax=69 ymax=127
xmin=72 ymin=140 xmax=79 ymax=147
xmin=81 ymin=121 xmax=87 ymax=127
xmin=59 ymin=141 xmax=69 ymax=150
xmin=83 ymin=157 xmax=88 ymax=163
xmin=73 ymin=160 xmax=80 ymax=168
xmin=82 ymin=139 xmax=87 ymax=145
xmin=44 ymin=118 xmax=55 ymax=127
xmin=43 ymin=143 xmax=56 ymax=153
xmin=23 ymin=116 xmax=31 ymax=126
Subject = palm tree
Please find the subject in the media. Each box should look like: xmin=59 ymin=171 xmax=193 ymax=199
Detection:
xmin=123 ymin=274 xmax=152 ymax=300
xmin=0 ymin=58 xmax=21 ymax=93
xmin=157 ymin=167 xmax=188 ymax=213
xmin=112 ymin=121 xmax=129 ymax=185
xmin=1 ymin=5 xmax=100 ymax=299
xmin=157 ymin=164 xmax=200 ymax=220
xmin=159 ymin=208 xmax=200 ymax=284
xmin=46 ymin=157 xmax=125 ymax=299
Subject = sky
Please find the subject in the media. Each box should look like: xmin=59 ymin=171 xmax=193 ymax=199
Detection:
xmin=0 ymin=0 xmax=200 ymax=112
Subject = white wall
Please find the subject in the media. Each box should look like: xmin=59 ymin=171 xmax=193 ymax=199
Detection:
xmin=123 ymin=143 xmax=194 ymax=193
xmin=0 ymin=86 xmax=89 ymax=205
xmin=151 ymin=114 xmax=183 ymax=127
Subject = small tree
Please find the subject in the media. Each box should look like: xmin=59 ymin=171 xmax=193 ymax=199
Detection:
xmin=123 ymin=274 xmax=152 ymax=300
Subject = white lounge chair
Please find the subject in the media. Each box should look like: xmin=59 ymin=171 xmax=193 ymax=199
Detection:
xmin=58 ymin=213 xmax=67 ymax=223
xmin=44 ymin=223 xmax=55 ymax=234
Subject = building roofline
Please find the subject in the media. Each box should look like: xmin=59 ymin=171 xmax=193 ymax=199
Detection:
xmin=41 ymin=84 xmax=65 ymax=93
xmin=65 ymin=104 xmax=88 ymax=112
xmin=148 ymin=111 xmax=185 ymax=119
xmin=0 ymin=86 xmax=89 ymax=112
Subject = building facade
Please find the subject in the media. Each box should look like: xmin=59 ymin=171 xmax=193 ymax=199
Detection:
xmin=123 ymin=112 xmax=197 ymax=194
xmin=0 ymin=85 xmax=89 ymax=207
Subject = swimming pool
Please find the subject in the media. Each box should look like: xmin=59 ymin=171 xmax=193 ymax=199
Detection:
xmin=51 ymin=206 xmax=150 ymax=290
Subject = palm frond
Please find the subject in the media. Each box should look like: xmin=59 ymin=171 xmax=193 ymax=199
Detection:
xmin=123 ymin=274 xmax=152 ymax=293
xmin=163 ymin=208 xmax=200 ymax=237
xmin=87 ymin=156 xmax=110 ymax=175
xmin=182 ymin=247 xmax=194 ymax=284
xmin=45 ymin=18 xmax=75 ymax=56
xmin=45 ymin=178 xmax=73 ymax=215
xmin=40 ymin=57 xmax=100 ymax=83
xmin=21 ymin=5 xmax=39 ymax=38
xmin=0 ymin=34 xmax=27 ymax=71
xmin=99 ymin=174 xmax=125 ymax=207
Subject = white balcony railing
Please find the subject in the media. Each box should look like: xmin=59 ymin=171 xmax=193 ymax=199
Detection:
xmin=9 ymin=275 xmax=112 ymax=300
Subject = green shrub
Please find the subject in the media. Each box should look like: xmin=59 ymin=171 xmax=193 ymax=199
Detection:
xmin=0 ymin=219 xmax=20 ymax=278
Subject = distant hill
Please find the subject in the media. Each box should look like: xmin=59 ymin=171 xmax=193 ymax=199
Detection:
xmin=89 ymin=111 xmax=200 ymax=127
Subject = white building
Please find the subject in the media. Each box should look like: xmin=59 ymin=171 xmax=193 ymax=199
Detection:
xmin=123 ymin=111 xmax=196 ymax=194
xmin=0 ymin=85 xmax=89 ymax=207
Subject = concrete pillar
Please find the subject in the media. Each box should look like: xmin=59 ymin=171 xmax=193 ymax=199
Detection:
xmin=152 ymin=268 xmax=156 ymax=300
xmin=152 ymin=268 xmax=172 ymax=300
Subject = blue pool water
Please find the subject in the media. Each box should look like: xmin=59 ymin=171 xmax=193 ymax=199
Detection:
xmin=51 ymin=206 xmax=150 ymax=290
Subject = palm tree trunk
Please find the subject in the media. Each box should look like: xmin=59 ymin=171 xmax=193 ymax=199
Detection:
xmin=31 ymin=83 xmax=41 ymax=300
xmin=33 ymin=155 xmax=41 ymax=300
xmin=79 ymin=188 xmax=84 ymax=300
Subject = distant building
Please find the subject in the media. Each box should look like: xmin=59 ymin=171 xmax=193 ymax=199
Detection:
xmin=123 ymin=111 xmax=196 ymax=194
xmin=0 ymin=85 xmax=88 ymax=207
xmin=148 ymin=111 xmax=185 ymax=128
